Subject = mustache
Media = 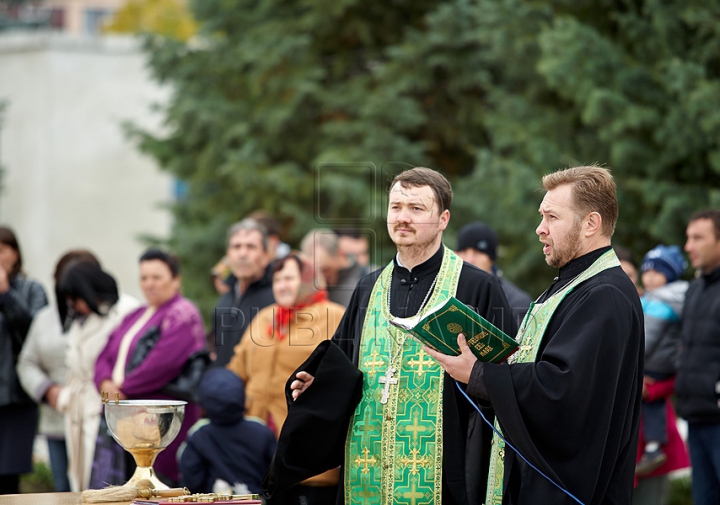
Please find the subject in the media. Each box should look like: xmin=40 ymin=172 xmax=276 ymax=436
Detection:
xmin=394 ymin=225 xmax=416 ymax=232
xmin=233 ymin=259 xmax=255 ymax=267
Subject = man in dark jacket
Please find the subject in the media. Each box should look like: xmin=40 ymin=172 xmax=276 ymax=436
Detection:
xmin=456 ymin=221 xmax=532 ymax=327
xmin=676 ymin=209 xmax=720 ymax=505
xmin=180 ymin=368 xmax=276 ymax=494
xmin=213 ymin=218 xmax=275 ymax=367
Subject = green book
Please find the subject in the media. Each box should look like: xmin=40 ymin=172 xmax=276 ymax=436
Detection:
xmin=389 ymin=296 xmax=519 ymax=363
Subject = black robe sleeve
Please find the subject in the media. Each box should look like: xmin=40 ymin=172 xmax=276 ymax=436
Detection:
xmin=481 ymin=271 xmax=643 ymax=505
xmin=263 ymin=341 xmax=363 ymax=502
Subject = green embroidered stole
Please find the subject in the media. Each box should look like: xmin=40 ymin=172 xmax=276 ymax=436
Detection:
xmin=345 ymin=246 xmax=463 ymax=504
xmin=485 ymin=249 xmax=621 ymax=505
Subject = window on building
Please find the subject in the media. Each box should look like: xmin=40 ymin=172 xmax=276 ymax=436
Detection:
xmin=84 ymin=9 xmax=113 ymax=35
xmin=49 ymin=8 xmax=65 ymax=30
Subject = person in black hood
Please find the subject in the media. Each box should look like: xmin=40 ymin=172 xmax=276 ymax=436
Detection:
xmin=179 ymin=368 xmax=276 ymax=495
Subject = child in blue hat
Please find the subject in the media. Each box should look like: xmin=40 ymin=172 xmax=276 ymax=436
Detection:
xmin=179 ymin=368 xmax=277 ymax=495
xmin=636 ymin=245 xmax=688 ymax=475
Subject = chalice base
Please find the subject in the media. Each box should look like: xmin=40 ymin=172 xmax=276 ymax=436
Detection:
xmin=126 ymin=465 xmax=170 ymax=490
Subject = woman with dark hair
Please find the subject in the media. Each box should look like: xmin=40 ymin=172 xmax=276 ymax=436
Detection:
xmin=55 ymin=262 xmax=139 ymax=492
xmin=94 ymin=249 xmax=205 ymax=486
xmin=17 ymin=250 xmax=100 ymax=492
xmin=0 ymin=226 xmax=48 ymax=495
xmin=227 ymin=253 xmax=345 ymax=503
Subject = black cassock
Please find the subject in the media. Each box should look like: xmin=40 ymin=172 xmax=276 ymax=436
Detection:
xmin=473 ymin=246 xmax=644 ymax=505
xmin=333 ymin=245 xmax=515 ymax=505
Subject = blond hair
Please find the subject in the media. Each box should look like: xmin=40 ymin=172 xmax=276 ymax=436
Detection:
xmin=542 ymin=165 xmax=618 ymax=237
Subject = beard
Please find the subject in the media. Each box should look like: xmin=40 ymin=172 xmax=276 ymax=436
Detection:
xmin=546 ymin=220 xmax=583 ymax=268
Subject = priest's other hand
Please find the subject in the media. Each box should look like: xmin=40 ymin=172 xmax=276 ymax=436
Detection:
xmin=423 ymin=334 xmax=477 ymax=384
xmin=290 ymin=371 xmax=315 ymax=401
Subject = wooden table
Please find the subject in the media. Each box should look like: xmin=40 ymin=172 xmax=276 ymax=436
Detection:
xmin=1 ymin=492 xmax=129 ymax=505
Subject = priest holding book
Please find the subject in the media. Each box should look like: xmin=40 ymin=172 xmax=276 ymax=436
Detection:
xmin=427 ymin=165 xmax=644 ymax=505
xmin=272 ymin=167 xmax=514 ymax=505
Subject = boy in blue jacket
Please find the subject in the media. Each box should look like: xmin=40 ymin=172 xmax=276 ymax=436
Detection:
xmin=636 ymin=244 xmax=688 ymax=475
xmin=179 ymin=368 xmax=276 ymax=495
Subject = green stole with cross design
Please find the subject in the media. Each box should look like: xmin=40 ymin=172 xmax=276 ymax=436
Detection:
xmin=485 ymin=249 xmax=621 ymax=505
xmin=344 ymin=246 xmax=463 ymax=504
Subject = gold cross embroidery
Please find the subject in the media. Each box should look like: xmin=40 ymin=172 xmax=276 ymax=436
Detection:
xmin=354 ymin=447 xmax=377 ymax=475
xmin=402 ymin=412 xmax=429 ymax=444
xmin=402 ymin=482 xmax=425 ymax=505
xmin=407 ymin=354 xmax=434 ymax=377
xmin=402 ymin=448 xmax=429 ymax=476
xmin=354 ymin=488 xmax=378 ymax=501
xmin=355 ymin=407 xmax=378 ymax=443
xmin=363 ymin=350 xmax=384 ymax=377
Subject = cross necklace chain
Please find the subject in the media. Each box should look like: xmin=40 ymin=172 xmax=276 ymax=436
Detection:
xmin=379 ymin=271 xmax=439 ymax=405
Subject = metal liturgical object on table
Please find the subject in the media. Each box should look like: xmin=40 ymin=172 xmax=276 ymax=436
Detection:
xmin=101 ymin=392 xmax=186 ymax=490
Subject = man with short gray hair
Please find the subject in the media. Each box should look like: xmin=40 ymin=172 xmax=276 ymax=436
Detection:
xmin=213 ymin=218 xmax=275 ymax=367
xmin=301 ymin=229 xmax=369 ymax=307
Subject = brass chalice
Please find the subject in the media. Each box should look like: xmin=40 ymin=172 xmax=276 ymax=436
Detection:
xmin=102 ymin=397 xmax=186 ymax=490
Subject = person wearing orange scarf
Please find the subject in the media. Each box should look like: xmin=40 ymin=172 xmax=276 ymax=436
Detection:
xmin=227 ymin=253 xmax=346 ymax=504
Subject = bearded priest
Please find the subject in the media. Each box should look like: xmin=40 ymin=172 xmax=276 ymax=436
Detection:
xmin=429 ymin=165 xmax=644 ymax=505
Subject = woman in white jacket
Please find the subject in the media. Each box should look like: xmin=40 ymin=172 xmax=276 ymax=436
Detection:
xmin=55 ymin=262 xmax=139 ymax=492
xmin=17 ymin=250 xmax=100 ymax=492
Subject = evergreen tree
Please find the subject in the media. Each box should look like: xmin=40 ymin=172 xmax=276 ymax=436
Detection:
xmin=132 ymin=0 xmax=720 ymax=316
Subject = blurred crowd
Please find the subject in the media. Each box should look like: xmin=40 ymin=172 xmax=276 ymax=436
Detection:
xmin=1 ymin=206 xmax=720 ymax=505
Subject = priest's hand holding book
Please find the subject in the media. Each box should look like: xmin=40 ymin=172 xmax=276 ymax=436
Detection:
xmin=390 ymin=296 xmax=519 ymax=386
xmin=423 ymin=333 xmax=479 ymax=384
xmin=291 ymin=297 xmax=518 ymax=398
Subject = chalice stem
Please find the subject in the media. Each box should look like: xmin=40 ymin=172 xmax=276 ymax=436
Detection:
xmin=127 ymin=448 xmax=168 ymax=490
xmin=127 ymin=466 xmax=168 ymax=490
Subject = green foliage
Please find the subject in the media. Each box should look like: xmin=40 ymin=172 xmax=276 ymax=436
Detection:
xmin=132 ymin=0 xmax=720 ymax=314
xmin=459 ymin=0 xmax=720 ymax=293
xmin=667 ymin=475 xmax=693 ymax=505
xmin=20 ymin=461 xmax=55 ymax=493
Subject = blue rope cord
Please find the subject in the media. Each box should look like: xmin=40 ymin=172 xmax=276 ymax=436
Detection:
xmin=455 ymin=382 xmax=585 ymax=505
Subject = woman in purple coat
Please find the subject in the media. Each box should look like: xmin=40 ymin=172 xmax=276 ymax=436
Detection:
xmin=94 ymin=249 xmax=205 ymax=485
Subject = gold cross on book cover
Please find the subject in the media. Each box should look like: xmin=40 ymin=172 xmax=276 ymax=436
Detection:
xmin=389 ymin=296 xmax=519 ymax=363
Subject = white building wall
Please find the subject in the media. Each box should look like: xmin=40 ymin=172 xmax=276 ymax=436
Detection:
xmin=0 ymin=32 xmax=173 ymax=301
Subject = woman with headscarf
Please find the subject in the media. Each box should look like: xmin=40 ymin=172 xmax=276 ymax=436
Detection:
xmin=55 ymin=261 xmax=139 ymax=492
xmin=94 ymin=249 xmax=205 ymax=487
xmin=0 ymin=227 xmax=47 ymax=495
xmin=227 ymin=253 xmax=345 ymax=504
